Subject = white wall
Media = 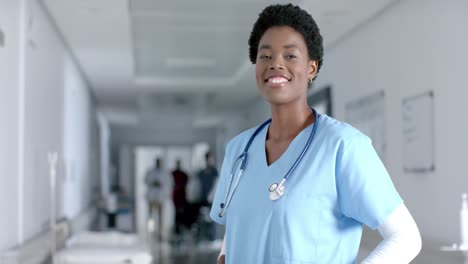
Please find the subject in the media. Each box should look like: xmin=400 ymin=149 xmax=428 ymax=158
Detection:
xmin=244 ymin=0 xmax=468 ymax=262
xmin=314 ymin=0 xmax=468 ymax=250
xmin=21 ymin=0 xmax=70 ymax=240
xmin=21 ymin=0 xmax=63 ymax=240
xmin=0 ymin=0 xmax=99 ymax=251
xmin=63 ymin=55 xmax=100 ymax=219
xmin=0 ymin=0 xmax=21 ymax=252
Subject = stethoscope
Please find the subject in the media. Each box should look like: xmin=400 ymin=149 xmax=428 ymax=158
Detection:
xmin=218 ymin=108 xmax=319 ymax=218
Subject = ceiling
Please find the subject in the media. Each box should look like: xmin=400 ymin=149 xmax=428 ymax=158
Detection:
xmin=42 ymin=0 xmax=397 ymax=127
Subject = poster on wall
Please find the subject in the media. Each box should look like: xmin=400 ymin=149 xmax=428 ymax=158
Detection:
xmin=402 ymin=91 xmax=434 ymax=173
xmin=345 ymin=90 xmax=386 ymax=162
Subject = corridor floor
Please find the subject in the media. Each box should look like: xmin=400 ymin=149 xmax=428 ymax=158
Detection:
xmin=149 ymin=239 xmax=221 ymax=264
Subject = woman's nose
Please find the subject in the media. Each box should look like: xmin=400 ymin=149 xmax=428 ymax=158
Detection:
xmin=269 ymin=56 xmax=285 ymax=70
xmin=269 ymin=63 xmax=284 ymax=70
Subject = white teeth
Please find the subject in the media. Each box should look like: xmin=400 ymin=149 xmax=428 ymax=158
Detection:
xmin=268 ymin=77 xmax=288 ymax=84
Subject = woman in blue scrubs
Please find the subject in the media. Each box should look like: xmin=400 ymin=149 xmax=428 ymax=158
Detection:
xmin=210 ymin=4 xmax=421 ymax=264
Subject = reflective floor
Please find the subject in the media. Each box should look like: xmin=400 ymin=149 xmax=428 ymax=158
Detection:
xmin=101 ymin=208 xmax=222 ymax=263
xmin=149 ymin=239 xmax=221 ymax=264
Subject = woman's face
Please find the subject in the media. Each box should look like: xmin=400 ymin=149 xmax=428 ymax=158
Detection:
xmin=255 ymin=26 xmax=317 ymax=106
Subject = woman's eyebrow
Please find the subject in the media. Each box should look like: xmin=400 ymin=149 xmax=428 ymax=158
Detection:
xmin=258 ymin=43 xmax=300 ymax=51
xmin=258 ymin=44 xmax=271 ymax=50
xmin=284 ymin=44 xmax=299 ymax=49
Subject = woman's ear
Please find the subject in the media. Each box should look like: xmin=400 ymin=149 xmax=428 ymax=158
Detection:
xmin=308 ymin=60 xmax=318 ymax=80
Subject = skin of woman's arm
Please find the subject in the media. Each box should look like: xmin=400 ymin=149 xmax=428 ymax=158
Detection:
xmin=218 ymin=235 xmax=226 ymax=264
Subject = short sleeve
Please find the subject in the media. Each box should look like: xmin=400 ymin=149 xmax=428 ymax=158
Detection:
xmin=336 ymin=133 xmax=402 ymax=229
xmin=210 ymin=140 xmax=234 ymax=225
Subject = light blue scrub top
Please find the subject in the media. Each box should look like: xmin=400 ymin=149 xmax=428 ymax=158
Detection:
xmin=210 ymin=114 xmax=402 ymax=264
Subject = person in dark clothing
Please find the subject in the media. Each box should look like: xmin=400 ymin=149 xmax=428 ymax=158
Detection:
xmin=198 ymin=151 xmax=218 ymax=206
xmin=171 ymin=159 xmax=189 ymax=236
xmin=197 ymin=151 xmax=218 ymax=240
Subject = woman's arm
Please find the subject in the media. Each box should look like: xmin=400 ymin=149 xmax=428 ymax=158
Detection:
xmin=361 ymin=203 xmax=422 ymax=264
xmin=218 ymin=235 xmax=226 ymax=264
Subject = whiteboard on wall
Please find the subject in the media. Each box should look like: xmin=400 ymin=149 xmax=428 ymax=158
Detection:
xmin=402 ymin=91 xmax=434 ymax=173
xmin=345 ymin=91 xmax=386 ymax=162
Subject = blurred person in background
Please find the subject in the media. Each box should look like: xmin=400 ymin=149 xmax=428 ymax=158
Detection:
xmin=171 ymin=159 xmax=189 ymax=238
xmin=144 ymin=157 xmax=172 ymax=240
xmin=197 ymin=151 xmax=218 ymax=241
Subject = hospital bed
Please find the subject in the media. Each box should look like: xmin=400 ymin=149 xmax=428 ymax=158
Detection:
xmin=54 ymin=229 xmax=152 ymax=264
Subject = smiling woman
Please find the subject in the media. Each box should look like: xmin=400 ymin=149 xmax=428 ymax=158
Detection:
xmin=254 ymin=26 xmax=316 ymax=107
xmin=209 ymin=3 xmax=421 ymax=264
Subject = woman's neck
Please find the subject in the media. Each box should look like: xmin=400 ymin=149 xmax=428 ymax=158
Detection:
xmin=268 ymin=104 xmax=314 ymax=141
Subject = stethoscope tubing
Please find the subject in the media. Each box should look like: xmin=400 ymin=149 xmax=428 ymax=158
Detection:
xmin=221 ymin=118 xmax=269 ymax=205
xmin=283 ymin=109 xmax=319 ymax=180
xmin=219 ymin=108 xmax=318 ymax=217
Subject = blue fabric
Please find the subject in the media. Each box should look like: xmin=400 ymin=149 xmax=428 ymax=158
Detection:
xmin=210 ymin=114 xmax=402 ymax=264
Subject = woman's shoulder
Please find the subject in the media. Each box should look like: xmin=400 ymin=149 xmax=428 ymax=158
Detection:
xmin=318 ymin=114 xmax=369 ymax=143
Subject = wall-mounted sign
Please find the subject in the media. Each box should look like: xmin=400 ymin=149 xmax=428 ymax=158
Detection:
xmin=402 ymin=91 xmax=434 ymax=173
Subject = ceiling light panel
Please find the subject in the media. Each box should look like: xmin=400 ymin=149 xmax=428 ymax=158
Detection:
xmin=130 ymin=1 xmax=257 ymax=80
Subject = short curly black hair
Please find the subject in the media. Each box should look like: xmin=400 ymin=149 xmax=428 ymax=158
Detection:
xmin=248 ymin=4 xmax=324 ymax=80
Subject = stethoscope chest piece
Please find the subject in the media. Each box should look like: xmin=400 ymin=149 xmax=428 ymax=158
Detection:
xmin=269 ymin=182 xmax=286 ymax=201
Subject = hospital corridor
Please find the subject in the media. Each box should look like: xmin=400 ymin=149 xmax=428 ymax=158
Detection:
xmin=1 ymin=0 xmax=468 ymax=263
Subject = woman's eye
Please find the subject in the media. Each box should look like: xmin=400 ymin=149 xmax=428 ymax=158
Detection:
xmin=259 ymin=55 xmax=270 ymax=60
xmin=286 ymin=54 xmax=297 ymax=59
